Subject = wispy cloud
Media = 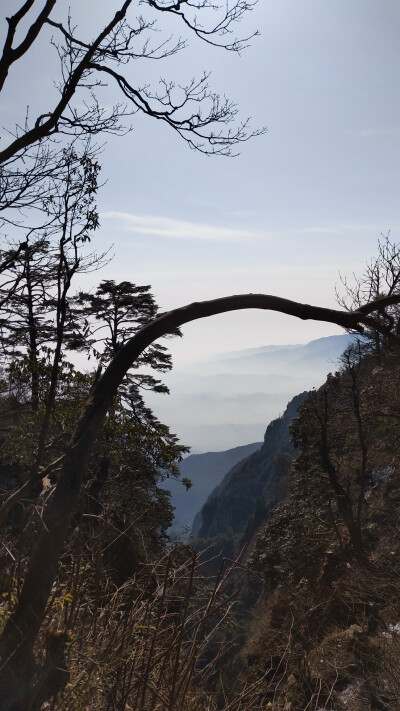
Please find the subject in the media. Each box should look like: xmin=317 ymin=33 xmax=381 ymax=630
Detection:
xmin=294 ymin=226 xmax=342 ymax=235
xmin=293 ymin=223 xmax=385 ymax=235
xmin=101 ymin=211 xmax=262 ymax=243
xmin=348 ymin=127 xmax=400 ymax=138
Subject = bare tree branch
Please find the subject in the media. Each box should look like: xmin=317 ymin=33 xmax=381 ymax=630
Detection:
xmin=0 ymin=0 xmax=56 ymax=92
xmin=0 ymin=290 xmax=398 ymax=708
xmin=0 ymin=0 xmax=263 ymax=165
xmin=0 ymin=1 xmax=134 ymax=164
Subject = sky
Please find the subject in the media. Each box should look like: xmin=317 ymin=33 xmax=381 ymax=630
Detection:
xmin=96 ymin=0 xmax=400 ymax=363
xmin=1 ymin=1 xmax=400 ymax=449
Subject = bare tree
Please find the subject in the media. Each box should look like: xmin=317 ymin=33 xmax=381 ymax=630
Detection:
xmin=0 ymin=1 xmax=264 ymax=302
xmin=312 ymin=381 xmax=365 ymax=556
xmin=0 ymin=289 xmax=398 ymax=708
xmin=337 ymin=234 xmax=400 ymax=352
xmin=291 ymin=337 xmax=381 ymax=559
xmin=0 ymin=144 xmax=101 ymax=388
xmin=0 ymin=0 xmax=263 ymax=171
xmin=0 ymin=142 xmax=107 ymax=533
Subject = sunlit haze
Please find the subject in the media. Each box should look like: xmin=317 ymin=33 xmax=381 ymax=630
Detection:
xmin=1 ymin=0 xmax=399 ymax=447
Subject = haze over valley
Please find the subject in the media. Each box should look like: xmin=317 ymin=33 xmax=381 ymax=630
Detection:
xmin=147 ymin=333 xmax=353 ymax=453
xmin=158 ymin=333 xmax=354 ymax=536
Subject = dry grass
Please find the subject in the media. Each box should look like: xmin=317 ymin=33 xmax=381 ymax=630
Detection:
xmin=0 ymin=520 xmax=270 ymax=711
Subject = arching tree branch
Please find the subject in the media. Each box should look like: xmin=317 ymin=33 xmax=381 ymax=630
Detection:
xmin=0 ymin=291 xmax=398 ymax=708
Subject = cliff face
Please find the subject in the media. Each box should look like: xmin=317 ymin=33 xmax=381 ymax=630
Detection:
xmin=226 ymin=345 xmax=400 ymax=711
xmin=192 ymin=392 xmax=308 ymax=559
xmin=185 ymin=343 xmax=400 ymax=711
xmin=164 ymin=442 xmax=262 ymax=536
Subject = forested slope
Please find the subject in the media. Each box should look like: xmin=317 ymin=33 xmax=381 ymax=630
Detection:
xmin=193 ymin=392 xmax=307 ymax=560
xmin=226 ymin=342 xmax=400 ymax=710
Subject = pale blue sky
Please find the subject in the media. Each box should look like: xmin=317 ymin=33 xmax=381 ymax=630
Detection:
xmin=1 ymin=0 xmax=399 ymax=363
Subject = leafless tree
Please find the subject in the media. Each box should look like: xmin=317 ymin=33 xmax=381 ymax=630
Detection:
xmin=0 ymin=142 xmax=108 ymax=536
xmin=0 ymin=0 xmax=263 ymax=169
xmin=0 ymin=289 xmax=399 ymax=708
xmin=337 ymin=234 xmax=400 ymax=351
xmin=0 ymin=0 xmax=264 ymax=284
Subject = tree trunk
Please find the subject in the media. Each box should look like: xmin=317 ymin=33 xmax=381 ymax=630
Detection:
xmin=0 ymin=292 xmax=392 ymax=708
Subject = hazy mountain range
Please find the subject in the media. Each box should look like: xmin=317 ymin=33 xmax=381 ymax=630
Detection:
xmin=156 ymin=334 xmax=355 ymax=536
xmin=147 ymin=334 xmax=354 ymax=453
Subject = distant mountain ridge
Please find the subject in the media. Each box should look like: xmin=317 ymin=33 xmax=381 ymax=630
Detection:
xmin=146 ymin=334 xmax=354 ymax=452
xmin=162 ymin=442 xmax=262 ymax=536
xmin=207 ymin=335 xmax=350 ymax=364
xmin=192 ymin=392 xmax=308 ymax=555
